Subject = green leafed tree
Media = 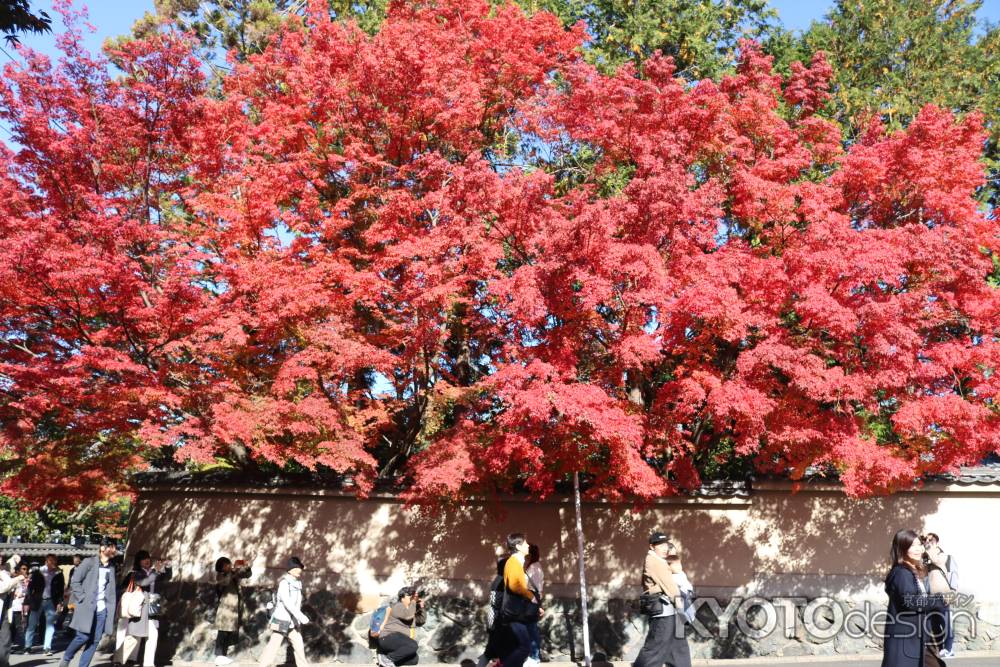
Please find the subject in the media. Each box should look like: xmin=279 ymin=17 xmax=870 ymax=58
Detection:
xmin=526 ymin=0 xmax=782 ymax=77
xmin=129 ymin=0 xmax=388 ymax=65
xmin=129 ymin=0 xmax=298 ymax=64
xmin=0 ymin=497 xmax=130 ymax=541
xmin=794 ymin=0 xmax=1000 ymax=206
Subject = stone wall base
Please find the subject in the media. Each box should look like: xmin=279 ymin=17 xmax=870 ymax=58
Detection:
xmin=151 ymin=584 xmax=1000 ymax=664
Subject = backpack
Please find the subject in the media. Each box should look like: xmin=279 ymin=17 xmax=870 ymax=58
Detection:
xmin=369 ymin=604 xmax=390 ymax=637
xmin=265 ymin=576 xmax=284 ymax=616
xmin=680 ymin=589 xmax=697 ymax=624
xmin=485 ymin=574 xmax=504 ymax=629
xmin=265 ymin=587 xmax=277 ymax=613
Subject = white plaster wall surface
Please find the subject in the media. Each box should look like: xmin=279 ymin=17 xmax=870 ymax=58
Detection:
xmin=126 ymin=482 xmax=1000 ymax=608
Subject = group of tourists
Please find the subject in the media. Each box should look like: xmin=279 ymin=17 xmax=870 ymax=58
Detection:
xmin=202 ymin=533 xmax=691 ymax=667
xmin=0 ymin=539 xmax=172 ymax=667
xmin=0 ymin=552 xmax=79 ymax=659
xmin=233 ymin=528 xmax=961 ymax=667
xmin=0 ymin=528 xmax=963 ymax=667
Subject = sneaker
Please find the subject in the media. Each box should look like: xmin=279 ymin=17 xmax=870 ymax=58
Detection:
xmin=523 ymin=659 xmax=540 ymax=667
xmin=376 ymin=654 xmax=396 ymax=667
xmin=215 ymin=658 xmax=233 ymax=666
xmin=939 ymin=649 xmax=955 ymax=658
xmin=46 ymin=651 xmax=54 ymax=657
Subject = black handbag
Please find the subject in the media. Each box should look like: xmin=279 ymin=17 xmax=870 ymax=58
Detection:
xmin=270 ymin=619 xmax=292 ymax=634
xmin=638 ymin=591 xmax=664 ymax=616
xmin=147 ymin=592 xmax=163 ymax=618
xmin=500 ymin=589 xmax=540 ymax=624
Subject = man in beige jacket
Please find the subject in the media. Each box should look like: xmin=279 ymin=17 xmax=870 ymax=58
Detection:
xmin=632 ymin=532 xmax=691 ymax=667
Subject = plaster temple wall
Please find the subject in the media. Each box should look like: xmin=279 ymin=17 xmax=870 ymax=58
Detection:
xmin=127 ymin=476 xmax=1000 ymax=661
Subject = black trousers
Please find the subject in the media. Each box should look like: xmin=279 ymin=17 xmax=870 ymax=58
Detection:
xmin=632 ymin=615 xmax=691 ymax=667
xmin=378 ymin=633 xmax=419 ymax=666
xmin=501 ymin=622 xmax=530 ymax=667
xmin=10 ymin=612 xmax=23 ymax=648
xmin=215 ymin=630 xmax=236 ymax=656
xmin=484 ymin=622 xmax=514 ymax=661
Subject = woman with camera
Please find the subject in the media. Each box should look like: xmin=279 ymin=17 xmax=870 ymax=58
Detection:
xmin=881 ymin=529 xmax=953 ymax=667
xmin=213 ymin=557 xmax=252 ymax=666
xmin=114 ymin=550 xmax=172 ymax=667
xmin=634 ymin=531 xmax=690 ymax=667
xmin=374 ymin=586 xmax=427 ymax=667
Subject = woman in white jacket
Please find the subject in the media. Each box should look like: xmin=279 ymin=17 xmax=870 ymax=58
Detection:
xmin=257 ymin=557 xmax=310 ymax=667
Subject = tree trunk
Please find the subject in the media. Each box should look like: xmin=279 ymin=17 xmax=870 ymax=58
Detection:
xmin=573 ymin=471 xmax=592 ymax=667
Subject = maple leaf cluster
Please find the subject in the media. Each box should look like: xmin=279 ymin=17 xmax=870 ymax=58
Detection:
xmin=1 ymin=0 xmax=998 ymax=507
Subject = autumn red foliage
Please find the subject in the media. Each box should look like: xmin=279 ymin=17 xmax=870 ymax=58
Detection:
xmin=1 ymin=0 xmax=998 ymax=507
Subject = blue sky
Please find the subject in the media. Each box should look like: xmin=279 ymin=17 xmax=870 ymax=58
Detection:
xmin=4 ymin=0 xmax=1000 ymax=63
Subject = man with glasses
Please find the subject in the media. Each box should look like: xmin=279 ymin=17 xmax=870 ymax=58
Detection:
xmin=59 ymin=539 xmax=118 ymax=667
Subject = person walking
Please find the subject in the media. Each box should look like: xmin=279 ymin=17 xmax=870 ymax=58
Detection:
xmin=0 ymin=556 xmax=27 ymax=667
xmin=257 ymin=557 xmax=310 ymax=667
xmin=632 ymin=532 xmax=690 ymax=667
xmin=500 ymin=534 xmax=540 ymax=667
xmin=374 ymin=586 xmax=427 ymax=667
xmin=524 ymin=545 xmax=544 ymax=667
xmin=24 ymin=553 xmax=65 ymax=655
xmin=666 ymin=553 xmax=695 ymax=624
xmin=59 ymin=538 xmax=119 ymax=667
xmin=923 ymin=533 xmax=957 ymax=658
xmin=56 ymin=554 xmax=83 ymax=633
xmin=213 ymin=557 xmax=252 ymax=665
xmin=11 ymin=564 xmax=29 ymax=652
xmin=114 ymin=550 xmax=172 ymax=667
xmin=476 ymin=556 xmax=511 ymax=667
xmin=881 ymin=529 xmax=952 ymax=667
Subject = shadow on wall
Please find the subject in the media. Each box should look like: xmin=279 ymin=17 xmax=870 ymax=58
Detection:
xmin=125 ymin=484 xmax=944 ymax=663
xmin=745 ymin=489 xmax=938 ymax=596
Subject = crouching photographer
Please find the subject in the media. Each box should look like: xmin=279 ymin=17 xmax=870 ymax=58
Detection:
xmin=374 ymin=586 xmax=426 ymax=667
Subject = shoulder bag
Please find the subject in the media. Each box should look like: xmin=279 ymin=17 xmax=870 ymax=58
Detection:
xmin=120 ymin=579 xmax=145 ymax=620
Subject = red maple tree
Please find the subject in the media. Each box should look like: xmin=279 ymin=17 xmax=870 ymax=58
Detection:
xmin=1 ymin=0 xmax=997 ymax=507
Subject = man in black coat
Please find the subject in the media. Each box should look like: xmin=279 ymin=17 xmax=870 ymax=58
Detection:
xmin=59 ymin=540 xmax=118 ymax=667
xmin=24 ymin=554 xmax=65 ymax=655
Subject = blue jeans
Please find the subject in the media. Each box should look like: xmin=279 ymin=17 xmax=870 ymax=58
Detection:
xmin=63 ymin=608 xmax=107 ymax=667
xmin=527 ymin=622 xmax=541 ymax=660
xmin=26 ymin=599 xmax=59 ymax=650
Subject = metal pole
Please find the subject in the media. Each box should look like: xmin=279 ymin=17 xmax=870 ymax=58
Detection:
xmin=573 ymin=471 xmax=592 ymax=667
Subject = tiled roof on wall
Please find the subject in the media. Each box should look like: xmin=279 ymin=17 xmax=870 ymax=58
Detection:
xmin=0 ymin=542 xmax=100 ymax=559
xmin=932 ymin=464 xmax=1000 ymax=485
xmin=133 ymin=461 xmax=1000 ymax=497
